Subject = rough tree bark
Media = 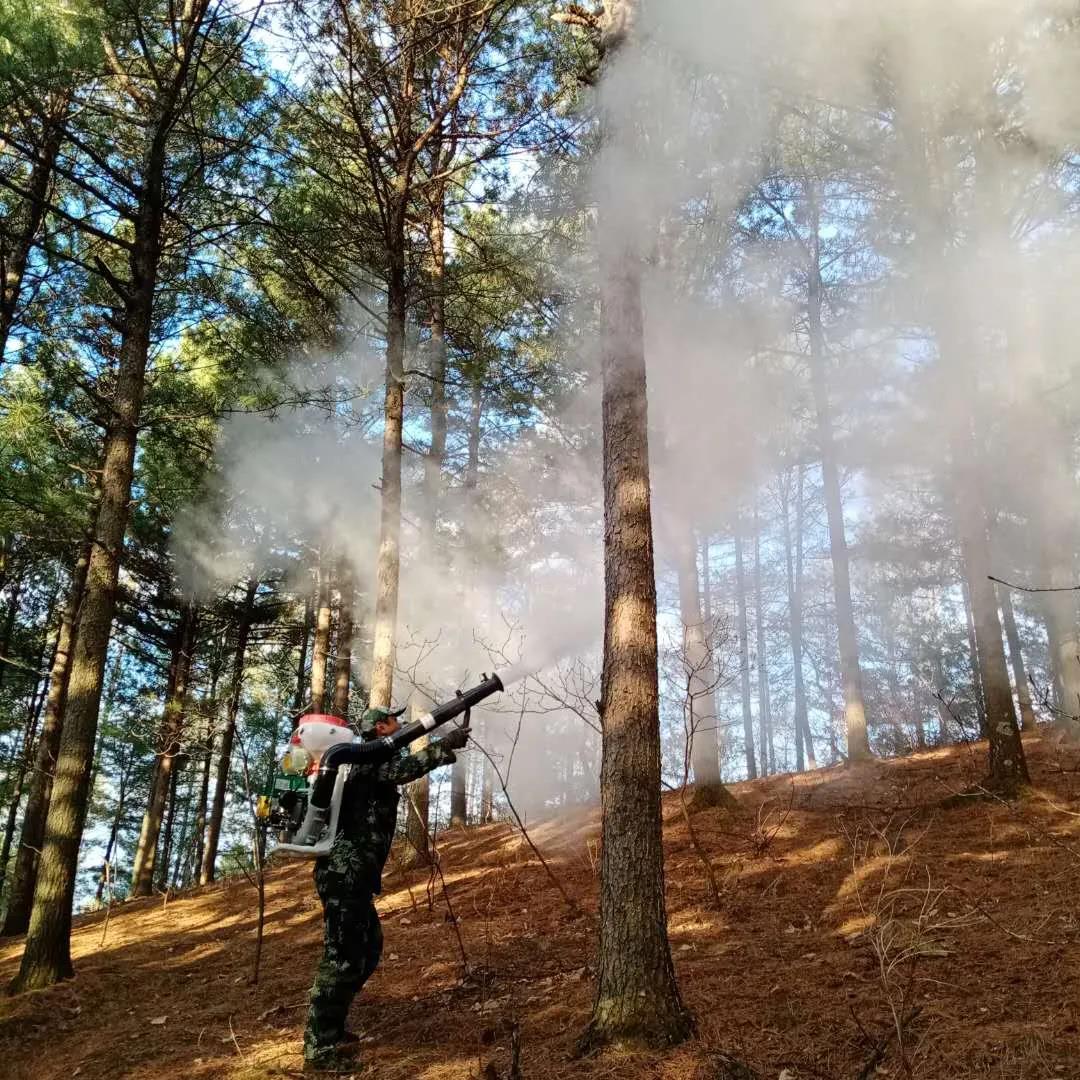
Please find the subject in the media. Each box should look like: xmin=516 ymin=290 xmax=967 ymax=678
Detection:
xmin=467 ymin=379 xmax=494 ymax=823
xmin=368 ymin=254 xmax=408 ymax=710
xmin=331 ymin=556 xmax=355 ymax=719
xmin=11 ymin=5 xmax=213 ymax=990
xmin=734 ymin=533 xmax=757 ymax=779
xmin=168 ymin=772 xmax=195 ymax=890
xmin=934 ymin=295 xmax=1021 ymax=789
xmin=0 ymin=92 xmax=69 ymax=361
xmin=201 ymin=578 xmax=258 ymax=885
xmin=910 ymin=671 xmax=928 ymax=749
xmin=954 ymin=461 xmax=1029 ymax=790
xmin=13 ymin=110 xmax=175 ymax=995
xmin=753 ymin=511 xmax=774 ymax=775
xmin=674 ymin=529 xmax=731 ymax=808
xmin=0 ymin=576 xmax=22 ymax=694
xmin=293 ymin=593 xmax=313 ymax=720
xmin=402 ymin=742 xmax=431 ymax=867
xmin=310 ymin=556 xmax=332 ymax=714
xmin=929 ymin=652 xmax=954 ymax=743
xmin=94 ymin=742 xmax=132 ymax=904
xmin=0 ymin=627 xmax=53 ymax=899
xmin=2 ymin=544 xmax=89 ymax=937
xmin=191 ymin=662 xmax=220 ymax=886
xmin=325 ymin=0 xmax=475 ymax=717
xmin=12 ymin=326 xmax=142 ymax=988
xmin=1041 ymin=565 xmax=1080 ymax=733
xmin=998 ymin=586 xmax=1036 ymax=732
xmin=806 ymin=189 xmax=871 ymax=762
xmin=781 ymin=468 xmax=815 ymax=770
xmin=130 ymin=603 xmax=197 ymax=897
xmin=449 ymin=748 xmax=468 ymax=828
xmin=155 ymin=765 xmax=181 ymax=893
xmin=961 ymin=576 xmax=988 ymax=736
xmin=581 ymin=243 xmax=693 ymax=1048
xmin=479 ymin=713 xmax=495 ymax=823
xmin=425 ymin=188 xmax=467 ymax=829
xmin=580 ymin=2 xmax=693 ymax=1045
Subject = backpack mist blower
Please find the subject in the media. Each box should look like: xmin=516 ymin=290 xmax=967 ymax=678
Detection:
xmin=256 ymin=673 xmax=504 ymax=858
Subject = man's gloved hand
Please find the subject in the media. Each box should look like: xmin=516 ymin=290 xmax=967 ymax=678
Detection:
xmin=439 ymin=721 xmax=470 ymax=751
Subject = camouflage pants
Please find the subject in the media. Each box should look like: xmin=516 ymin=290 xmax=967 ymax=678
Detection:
xmin=303 ymin=842 xmax=384 ymax=1062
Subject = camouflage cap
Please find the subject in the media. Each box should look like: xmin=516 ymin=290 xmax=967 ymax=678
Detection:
xmin=359 ymin=704 xmax=407 ymax=735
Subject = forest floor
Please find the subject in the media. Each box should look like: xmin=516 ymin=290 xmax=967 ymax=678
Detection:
xmin=2 ymin=734 xmax=1080 ymax=1080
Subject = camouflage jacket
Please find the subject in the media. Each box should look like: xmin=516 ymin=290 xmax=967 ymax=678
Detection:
xmin=329 ymin=741 xmax=456 ymax=894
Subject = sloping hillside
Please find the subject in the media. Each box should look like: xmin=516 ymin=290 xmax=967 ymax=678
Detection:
xmin=2 ymin=736 xmax=1079 ymax=1080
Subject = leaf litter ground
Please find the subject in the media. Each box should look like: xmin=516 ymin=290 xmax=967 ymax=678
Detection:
xmin=2 ymin=733 xmax=1079 ymax=1080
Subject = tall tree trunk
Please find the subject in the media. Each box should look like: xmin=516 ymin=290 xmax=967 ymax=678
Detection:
xmin=961 ymin=576 xmax=988 ymax=736
xmin=467 ymin=379 xmax=493 ymax=824
xmin=0 ymin=632 xmax=52 ymax=899
xmin=0 ymin=93 xmax=68 ymax=361
xmin=0 ymin=770 xmax=26 ymax=903
xmin=6 ymin=7 xmax=215 ymax=972
xmin=781 ymin=469 xmax=815 ymax=771
xmin=368 ymin=253 xmax=408 ymax=710
xmin=806 ymin=187 xmax=871 ymax=762
xmin=582 ymin=10 xmax=692 ymax=1037
xmin=449 ymin=750 xmax=468 ymax=828
xmin=999 ymin=586 xmax=1037 ymax=732
xmin=128 ymin=608 xmax=181 ymax=890
xmin=701 ymin=534 xmax=712 ymax=623
xmin=331 ymin=557 xmax=355 ymax=719
xmin=479 ymin=713 xmax=494 ymax=824
xmin=191 ymin=663 xmax=220 ymax=886
xmin=309 ymin=557 xmax=332 ymax=714
xmin=130 ymin=604 xmax=197 ymax=897
xmin=0 ymin=536 xmax=11 ymax=596
xmin=3 ymin=545 xmax=89 ymax=936
xmin=929 ymin=653 xmax=954 ymax=744
xmin=201 ymin=579 xmax=258 ymax=885
xmin=700 ymin=533 xmax=724 ymax=769
xmin=954 ymin=467 xmax=1029 ymax=789
xmin=424 ymin=190 xmax=465 ymax=828
xmin=169 ymin=771 xmax=195 ymax=891
xmin=403 ymin=754 xmax=431 ymax=867
xmin=912 ymin=679 xmax=928 ymax=750
xmin=734 ymin=534 xmax=757 ymax=780
xmin=84 ymin=644 xmax=124 ymax=815
xmin=1027 ymin=416 xmax=1079 ymax=727
xmin=1041 ymin=568 xmax=1080 ymax=733
xmin=422 ymin=196 xmax=449 ymax=555
xmin=156 ymin=765 xmax=181 ymax=894
xmin=12 ymin=154 xmax=170 ymax=989
xmin=753 ymin=512 xmax=773 ymax=776
xmin=191 ymin=737 xmax=213 ymax=884
xmin=466 ymin=380 xmax=483 ymax=492
xmin=293 ymin=594 xmax=313 ymax=720
xmin=674 ymin=530 xmax=731 ymax=808
xmin=827 ymin=661 xmax=840 ymax=765
xmin=94 ymin=744 xmax=131 ymax=904
xmin=0 ymin=576 xmax=23 ymax=694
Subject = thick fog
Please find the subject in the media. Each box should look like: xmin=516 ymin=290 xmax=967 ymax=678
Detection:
xmin=178 ymin=0 xmax=1080 ymax=812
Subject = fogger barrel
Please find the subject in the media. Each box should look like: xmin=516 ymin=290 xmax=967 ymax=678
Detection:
xmin=290 ymin=672 xmax=504 ymax=846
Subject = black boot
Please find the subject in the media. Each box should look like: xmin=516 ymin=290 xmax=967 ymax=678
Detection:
xmin=302 ymin=1048 xmax=359 ymax=1075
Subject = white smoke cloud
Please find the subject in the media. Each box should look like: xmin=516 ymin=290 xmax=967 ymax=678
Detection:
xmin=179 ymin=0 xmax=1080 ymax=800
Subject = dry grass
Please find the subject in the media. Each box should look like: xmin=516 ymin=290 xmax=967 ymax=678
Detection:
xmin=2 ymin=734 xmax=1080 ymax=1079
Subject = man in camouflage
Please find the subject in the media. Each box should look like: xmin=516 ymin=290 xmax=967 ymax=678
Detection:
xmin=302 ymin=704 xmax=469 ymax=1074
